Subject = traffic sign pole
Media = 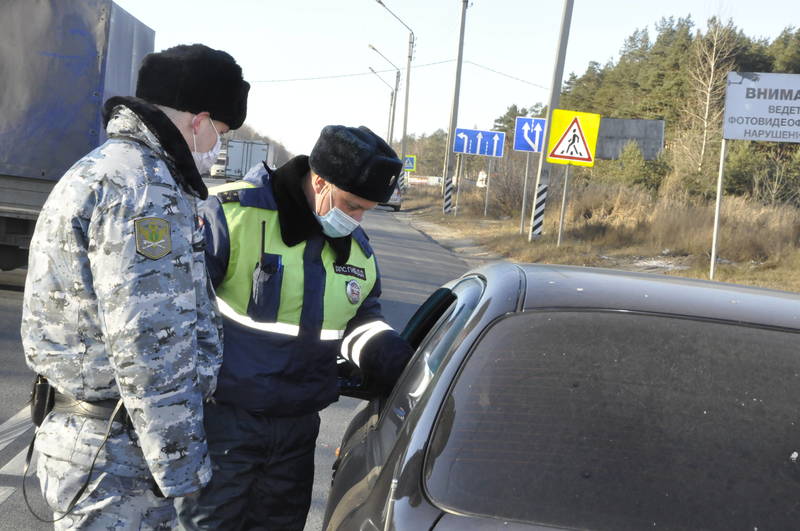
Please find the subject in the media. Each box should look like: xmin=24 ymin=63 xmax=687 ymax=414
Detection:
xmin=710 ymin=138 xmax=728 ymax=280
xmin=454 ymin=154 xmax=463 ymax=216
xmin=557 ymin=165 xmax=570 ymax=247
xmin=484 ymin=159 xmax=492 ymax=217
xmin=519 ymin=152 xmax=531 ymax=234
xmin=528 ymin=0 xmax=573 ymax=242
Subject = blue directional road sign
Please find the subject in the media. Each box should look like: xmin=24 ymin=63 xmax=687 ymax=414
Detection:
xmin=453 ymin=128 xmax=505 ymax=158
xmin=513 ymin=117 xmax=547 ymax=153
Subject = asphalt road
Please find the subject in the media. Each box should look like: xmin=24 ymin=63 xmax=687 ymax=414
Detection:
xmin=0 ymin=207 xmax=471 ymax=530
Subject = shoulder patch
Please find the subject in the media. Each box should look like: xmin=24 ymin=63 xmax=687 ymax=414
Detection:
xmin=217 ymin=190 xmax=241 ymax=204
xmin=134 ymin=217 xmax=172 ymax=260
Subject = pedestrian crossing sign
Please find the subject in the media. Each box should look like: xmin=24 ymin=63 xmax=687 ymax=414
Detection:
xmin=546 ymin=109 xmax=601 ymax=167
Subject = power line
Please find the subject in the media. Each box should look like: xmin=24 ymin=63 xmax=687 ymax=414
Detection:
xmin=464 ymin=61 xmax=549 ymax=91
xmin=250 ymin=59 xmax=546 ymax=90
xmin=250 ymin=59 xmax=453 ymax=83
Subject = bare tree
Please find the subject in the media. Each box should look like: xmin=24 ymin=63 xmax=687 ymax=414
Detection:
xmin=680 ymin=18 xmax=736 ymax=175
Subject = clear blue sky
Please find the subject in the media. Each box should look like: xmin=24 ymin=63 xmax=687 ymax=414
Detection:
xmin=115 ymin=0 xmax=795 ymax=156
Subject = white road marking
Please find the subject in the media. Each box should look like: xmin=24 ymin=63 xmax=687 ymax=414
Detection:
xmin=0 ymin=408 xmax=32 ymax=454
xmin=0 ymin=486 xmax=15 ymax=506
xmin=0 ymin=446 xmax=36 ymax=477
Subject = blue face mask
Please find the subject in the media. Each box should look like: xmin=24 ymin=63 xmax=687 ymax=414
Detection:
xmin=314 ymin=186 xmax=360 ymax=238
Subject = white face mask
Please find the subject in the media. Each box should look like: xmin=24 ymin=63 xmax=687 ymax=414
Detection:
xmin=192 ymin=118 xmax=221 ymax=175
xmin=314 ymin=186 xmax=360 ymax=238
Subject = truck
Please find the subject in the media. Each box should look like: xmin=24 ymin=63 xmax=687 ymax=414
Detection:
xmin=0 ymin=0 xmax=154 ymax=270
xmin=224 ymin=139 xmax=272 ymax=179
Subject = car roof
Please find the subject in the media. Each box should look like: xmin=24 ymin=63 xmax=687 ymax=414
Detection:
xmin=470 ymin=262 xmax=800 ymax=331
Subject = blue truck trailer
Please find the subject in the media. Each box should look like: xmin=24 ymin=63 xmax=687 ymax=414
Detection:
xmin=0 ymin=0 xmax=154 ymax=270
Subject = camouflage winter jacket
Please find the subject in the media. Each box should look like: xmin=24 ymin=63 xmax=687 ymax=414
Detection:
xmin=21 ymin=98 xmax=223 ymax=497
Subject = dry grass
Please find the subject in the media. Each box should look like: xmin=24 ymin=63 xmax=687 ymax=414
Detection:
xmin=402 ymin=183 xmax=800 ymax=293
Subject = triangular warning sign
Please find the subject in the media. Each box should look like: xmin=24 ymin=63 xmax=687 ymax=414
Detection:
xmin=548 ymin=117 xmax=593 ymax=163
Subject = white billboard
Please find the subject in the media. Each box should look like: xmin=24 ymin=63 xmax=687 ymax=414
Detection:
xmin=723 ymin=72 xmax=800 ymax=143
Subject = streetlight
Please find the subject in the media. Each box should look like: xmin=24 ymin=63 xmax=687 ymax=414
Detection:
xmin=368 ymin=66 xmax=395 ymax=143
xmin=374 ymin=0 xmax=414 ymax=189
xmin=368 ymin=44 xmax=400 ymax=146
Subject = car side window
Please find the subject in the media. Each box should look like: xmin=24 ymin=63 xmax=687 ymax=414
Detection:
xmin=377 ymin=277 xmax=484 ymax=448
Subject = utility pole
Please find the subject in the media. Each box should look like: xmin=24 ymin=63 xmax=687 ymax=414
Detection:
xmin=442 ymin=0 xmax=469 ymax=211
xmin=369 ymin=44 xmax=401 ymax=146
xmin=376 ymin=1 xmax=415 ymax=190
xmin=528 ymin=0 xmax=574 ymax=242
xmin=368 ymin=66 xmax=395 ymax=143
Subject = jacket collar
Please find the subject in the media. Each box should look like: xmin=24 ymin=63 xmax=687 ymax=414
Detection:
xmin=102 ymin=96 xmax=208 ymax=199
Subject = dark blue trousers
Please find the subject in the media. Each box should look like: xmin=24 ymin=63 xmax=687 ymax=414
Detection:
xmin=176 ymin=401 xmax=320 ymax=531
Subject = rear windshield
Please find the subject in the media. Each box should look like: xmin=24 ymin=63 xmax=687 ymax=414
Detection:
xmin=424 ymin=311 xmax=800 ymax=530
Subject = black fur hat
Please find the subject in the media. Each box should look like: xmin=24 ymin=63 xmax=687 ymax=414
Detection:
xmin=309 ymin=126 xmax=402 ymax=203
xmin=136 ymin=44 xmax=250 ymax=129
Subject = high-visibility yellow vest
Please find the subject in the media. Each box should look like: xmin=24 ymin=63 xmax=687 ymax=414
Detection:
xmin=210 ymin=180 xmax=377 ymax=341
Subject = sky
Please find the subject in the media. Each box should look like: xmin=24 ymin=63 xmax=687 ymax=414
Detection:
xmin=114 ymin=0 xmax=796 ymax=156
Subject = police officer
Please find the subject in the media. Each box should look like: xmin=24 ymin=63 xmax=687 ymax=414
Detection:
xmin=176 ymin=126 xmax=414 ymax=530
xmin=21 ymin=44 xmax=249 ymax=528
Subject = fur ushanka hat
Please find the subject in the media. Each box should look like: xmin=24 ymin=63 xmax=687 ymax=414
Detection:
xmin=309 ymin=126 xmax=403 ymax=203
xmin=136 ymin=44 xmax=250 ymax=129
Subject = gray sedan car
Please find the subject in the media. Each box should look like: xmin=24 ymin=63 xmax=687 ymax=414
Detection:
xmin=325 ymin=263 xmax=800 ymax=531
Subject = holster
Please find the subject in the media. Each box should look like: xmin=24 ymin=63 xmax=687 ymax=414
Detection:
xmin=30 ymin=374 xmax=55 ymax=427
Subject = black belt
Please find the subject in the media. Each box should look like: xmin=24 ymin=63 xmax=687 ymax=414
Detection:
xmin=52 ymin=391 xmax=131 ymax=426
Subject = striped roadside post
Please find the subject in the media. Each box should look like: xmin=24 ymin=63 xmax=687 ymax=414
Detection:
xmin=529 ymin=184 xmax=548 ymax=238
xmin=443 ymin=176 xmax=454 ymax=213
xmin=398 ymin=171 xmax=407 ymax=191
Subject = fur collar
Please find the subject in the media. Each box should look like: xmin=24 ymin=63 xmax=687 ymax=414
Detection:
xmin=102 ymin=96 xmax=208 ymax=199
xmin=272 ymin=155 xmax=352 ymax=264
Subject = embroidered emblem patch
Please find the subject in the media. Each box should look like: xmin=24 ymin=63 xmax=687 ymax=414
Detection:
xmin=134 ymin=217 xmax=172 ymax=260
xmin=334 ymin=264 xmax=367 ymax=280
xmin=345 ymin=279 xmax=361 ymax=305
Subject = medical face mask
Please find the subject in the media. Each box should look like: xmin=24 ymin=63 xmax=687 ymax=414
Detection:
xmin=315 ymin=187 xmax=360 ymax=238
xmin=192 ymin=119 xmax=221 ymax=175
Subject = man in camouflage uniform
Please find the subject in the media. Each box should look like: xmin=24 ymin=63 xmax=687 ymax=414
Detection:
xmin=20 ymin=44 xmax=249 ymax=529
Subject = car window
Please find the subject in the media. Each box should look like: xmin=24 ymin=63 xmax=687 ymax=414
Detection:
xmin=377 ymin=277 xmax=484 ymax=449
xmin=425 ymin=311 xmax=800 ymax=530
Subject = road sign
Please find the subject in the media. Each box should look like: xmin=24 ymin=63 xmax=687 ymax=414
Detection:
xmin=546 ymin=109 xmax=601 ymax=167
xmin=403 ymin=155 xmax=417 ymax=172
xmin=513 ymin=117 xmax=546 ymax=152
xmin=723 ymin=71 xmax=800 ymax=144
xmin=596 ymin=118 xmax=665 ymax=160
xmin=453 ymin=128 xmax=505 ymax=158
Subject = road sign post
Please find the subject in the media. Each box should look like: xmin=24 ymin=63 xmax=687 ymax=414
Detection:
xmin=545 ymin=109 xmax=601 ymax=246
xmin=454 ymin=154 xmax=463 ymax=216
xmin=557 ymin=165 xmax=570 ymax=246
xmin=484 ymin=159 xmax=492 ymax=217
xmin=519 ymin=152 xmax=531 ymax=234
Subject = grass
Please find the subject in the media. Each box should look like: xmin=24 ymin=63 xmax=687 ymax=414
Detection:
xmin=401 ymin=184 xmax=800 ymax=293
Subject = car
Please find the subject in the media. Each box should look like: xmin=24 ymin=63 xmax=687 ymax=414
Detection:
xmin=380 ymin=186 xmax=402 ymax=211
xmin=324 ymin=262 xmax=800 ymax=531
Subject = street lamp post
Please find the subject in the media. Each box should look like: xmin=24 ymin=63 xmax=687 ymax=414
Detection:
xmin=375 ymin=0 xmax=414 ymax=190
xmin=368 ymin=44 xmax=400 ymax=146
xmin=369 ymin=66 xmax=395 ymax=143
